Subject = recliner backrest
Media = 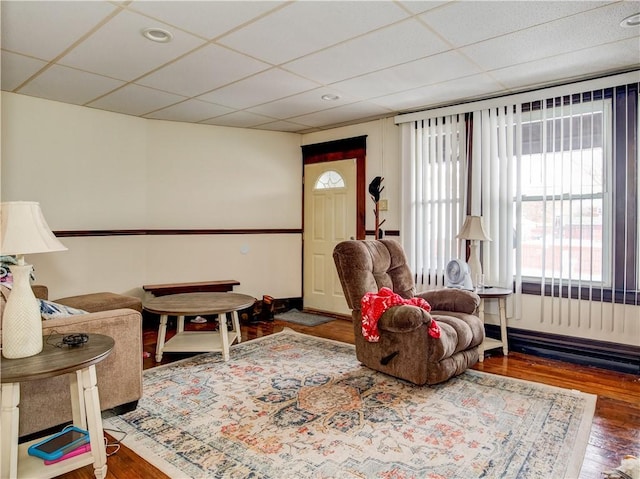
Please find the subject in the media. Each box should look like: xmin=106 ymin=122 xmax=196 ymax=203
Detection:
xmin=333 ymin=240 xmax=416 ymax=311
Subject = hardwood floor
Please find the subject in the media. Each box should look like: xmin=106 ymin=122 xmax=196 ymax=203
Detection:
xmin=58 ymin=317 xmax=638 ymax=479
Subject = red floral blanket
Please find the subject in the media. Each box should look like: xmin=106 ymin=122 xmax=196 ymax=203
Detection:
xmin=360 ymin=287 xmax=440 ymax=342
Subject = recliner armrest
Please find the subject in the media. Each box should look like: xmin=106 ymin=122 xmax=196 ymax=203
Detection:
xmin=416 ymin=289 xmax=480 ymax=314
xmin=378 ymin=304 xmax=432 ymax=334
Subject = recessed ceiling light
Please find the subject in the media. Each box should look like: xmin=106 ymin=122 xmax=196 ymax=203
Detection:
xmin=142 ymin=27 xmax=173 ymax=43
xmin=321 ymin=94 xmax=340 ymax=101
xmin=620 ymin=13 xmax=640 ymax=27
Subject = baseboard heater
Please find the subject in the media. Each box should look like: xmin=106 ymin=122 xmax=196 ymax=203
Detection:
xmin=484 ymin=325 xmax=640 ymax=375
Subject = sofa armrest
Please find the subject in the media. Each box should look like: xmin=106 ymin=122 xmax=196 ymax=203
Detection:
xmin=32 ymin=284 xmax=49 ymax=300
xmin=416 ymin=289 xmax=480 ymax=314
xmin=19 ymin=308 xmax=142 ymax=437
xmin=378 ymin=304 xmax=432 ymax=334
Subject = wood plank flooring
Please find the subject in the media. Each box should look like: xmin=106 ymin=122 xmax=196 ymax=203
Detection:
xmin=57 ymin=317 xmax=638 ymax=479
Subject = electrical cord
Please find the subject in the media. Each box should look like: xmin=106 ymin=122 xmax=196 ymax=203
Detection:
xmin=103 ymin=427 xmax=127 ymax=456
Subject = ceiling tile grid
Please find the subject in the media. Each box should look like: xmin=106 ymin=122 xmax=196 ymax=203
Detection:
xmin=1 ymin=0 xmax=638 ymax=133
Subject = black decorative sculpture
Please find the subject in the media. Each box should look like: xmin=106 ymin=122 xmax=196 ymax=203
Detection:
xmin=369 ymin=176 xmax=386 ymax=239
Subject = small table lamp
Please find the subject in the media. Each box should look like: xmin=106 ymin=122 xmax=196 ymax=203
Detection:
xmin=1 ymin=202 xmax=67 ymax=358
xmin=457 ymin=215 xmax=491 ymax=289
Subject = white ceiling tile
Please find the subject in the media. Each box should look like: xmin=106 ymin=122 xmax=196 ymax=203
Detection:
xmin=59 ymin=9 xmax=205 ymax=81
xmin=371 ymin=73 xmax=504 ymax=112
xmin=331 ymin=51 xmax=481 ymax=100
xmin=136 ymin=44 xmax=270 ymax=97
xmin=255 ymin=120 xmax=314 ymax=132
xmin=420 ymin=1 xmax=609 ymax=48
xmin=247 ymin=88 xmax=360 ymax=119
xmin=218 ymin=1 xmax=410 ymax=65
xmin=1 ymin=1 xmax=638 ymax=133
xmin=399 ymin=1 xmax=451 ymax=15
xmin=144 ymin=99 xmax=234 ymax=122
xmin=290 ymin=102 xmax=393 ymax=128
xmin=128 ymin=1 xmax=284 ymax=39
xmin=201 ymin=110 xmax=276 ymax=129
xmin=283 ymin=18 xmax=451 ymax=84
xmin=17 ymin=65 xmax=125 ymax=106
xmin=491 ymin=38 xmax=640 ymax=91
xmin=197 ymin=69 xmax=320 ymax=109
xmin=1 ymin=1 xmax=117 ymax=60
xmin=461 ymin=2 xmax=640 ymax=71
xmin=1 ymin=51 xmax=47 ymax=91
xmin=89 ymin=84 xmax=186 ymax=116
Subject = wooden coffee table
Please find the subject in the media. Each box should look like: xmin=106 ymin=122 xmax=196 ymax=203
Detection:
xmin=143 ymin=292 xmax=255 ymax=362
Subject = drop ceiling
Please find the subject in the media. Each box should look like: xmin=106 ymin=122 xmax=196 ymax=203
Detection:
xmin=2 ymin=1 xmax=639 ymax=133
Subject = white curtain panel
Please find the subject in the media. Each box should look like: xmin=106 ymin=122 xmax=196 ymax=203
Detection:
xmin=400 ymin=115 xmax=468 ymax=290
xmin=471 ymin=105 xmax=522 ymax=319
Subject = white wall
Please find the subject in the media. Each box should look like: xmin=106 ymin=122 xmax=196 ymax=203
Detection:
xmin=1 ymin=92 xmax=302 ymax=300
xmin=1 ymin=93 xmax=148 ymax=229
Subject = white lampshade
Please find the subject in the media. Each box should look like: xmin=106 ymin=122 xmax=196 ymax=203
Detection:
xmin=1 ymin=201 xmax=67 ymax=359
xmin=457 ymin=215 xmax=491 ymax=241
xmin=1 ymin=201 xmax=67 ymax=256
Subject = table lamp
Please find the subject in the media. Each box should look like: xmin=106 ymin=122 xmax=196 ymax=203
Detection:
xmin=1 ymin=202 xmax=67 ymax=358
xmin=457 ymin=215 xmax=491 ymax=289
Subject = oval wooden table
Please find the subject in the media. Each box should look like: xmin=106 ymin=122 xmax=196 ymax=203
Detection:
xmin=143 ymin=292 xmax=256 ymax=362
xmin=1 ymin=333 xmax=114 ymax=479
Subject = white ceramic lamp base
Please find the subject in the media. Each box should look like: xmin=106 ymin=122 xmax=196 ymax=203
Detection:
xmin=468 ymin=241 xmax=483 ymax=289
xmin=2 ymin=264 xmax=43 ymax=359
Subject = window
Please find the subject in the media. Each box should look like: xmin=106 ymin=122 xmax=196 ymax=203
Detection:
xmin=314 ymin=170 xmax=345 ymax=189
xmin=519 ymin=99 xmax=611 ymax=285
xmin=400 ymin=115 xmax=469 ymax=288
xmin=518 ymin=85 xmax=638 ymax=304
xmin=398 ymin=77 xmax=638 ymax=307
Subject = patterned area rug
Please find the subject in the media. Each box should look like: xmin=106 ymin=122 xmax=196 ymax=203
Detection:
xmin=105 ymin=329 xmax=595 ymax=479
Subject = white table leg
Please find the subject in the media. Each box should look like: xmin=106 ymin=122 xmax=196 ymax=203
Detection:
xmin=156 ymin=314 xmax=169 ymax=362
xmin=1 ymin=383 xmax=20 ymax=479
xmin=177 ymin=315 xmax=185 ymax=333
xmin=219 ymin=312 xmax=230 ymax=361
xmin=232 ymin=310 xmax=242 ymax=343
xmin=70 ymin=370 xmax=87 ymax=430
xmin=80 ymin=365 xmax=107 ymax=479
xmin=499 ymin=298 xmax=509 ymax=356
xmin=478 ymin=298 xmax=485 ymax=362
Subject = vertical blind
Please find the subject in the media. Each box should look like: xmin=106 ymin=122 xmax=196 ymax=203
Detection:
xmin=471 ymin=104 xmax=522 ymax=318
xmin=397 ymin=72 xmax=638 ymax=329
xmin=400 ymin=114 xmax=468 ymax=289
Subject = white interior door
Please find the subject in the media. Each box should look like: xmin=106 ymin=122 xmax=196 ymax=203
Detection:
xmin=303 ymin=159 xmax=356 ymax=315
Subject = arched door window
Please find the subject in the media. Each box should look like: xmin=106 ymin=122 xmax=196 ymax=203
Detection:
xmin=314 ymin=170 xmax=345 ymax=190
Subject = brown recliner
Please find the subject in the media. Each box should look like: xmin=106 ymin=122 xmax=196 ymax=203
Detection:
xmin=333 ymin=239 xmax=484 ymax=385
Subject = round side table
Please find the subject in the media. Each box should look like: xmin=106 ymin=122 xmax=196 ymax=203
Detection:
xmin=1 ymin=333 xmax=114 ymax=479
xmin=144 ymin=292 xmax=256 ymax=362
xmin=476 ymin=287 xmax=512 ymax=362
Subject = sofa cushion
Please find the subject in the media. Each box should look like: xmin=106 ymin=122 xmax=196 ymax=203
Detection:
xmin=54 ymin=292 xmax=142 ymax=313
xmin=40 ymin=299 xmax=88 ymax=320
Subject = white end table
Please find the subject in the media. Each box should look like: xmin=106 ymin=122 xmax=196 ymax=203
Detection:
xmin=1 ymin=334 xmax=113 ymax=479
xmin=476 ymin=287 xmax=512 ymax=362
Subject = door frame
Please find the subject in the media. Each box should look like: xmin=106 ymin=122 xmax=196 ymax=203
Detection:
xmin=301 ymin=136 xmax=367 ymax=308
xmin=301 ymin=136 xmax=367 ymax=240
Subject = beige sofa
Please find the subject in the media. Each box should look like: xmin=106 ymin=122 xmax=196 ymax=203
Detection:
xmin=0 ymin=285 xmax=143 ymax=437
